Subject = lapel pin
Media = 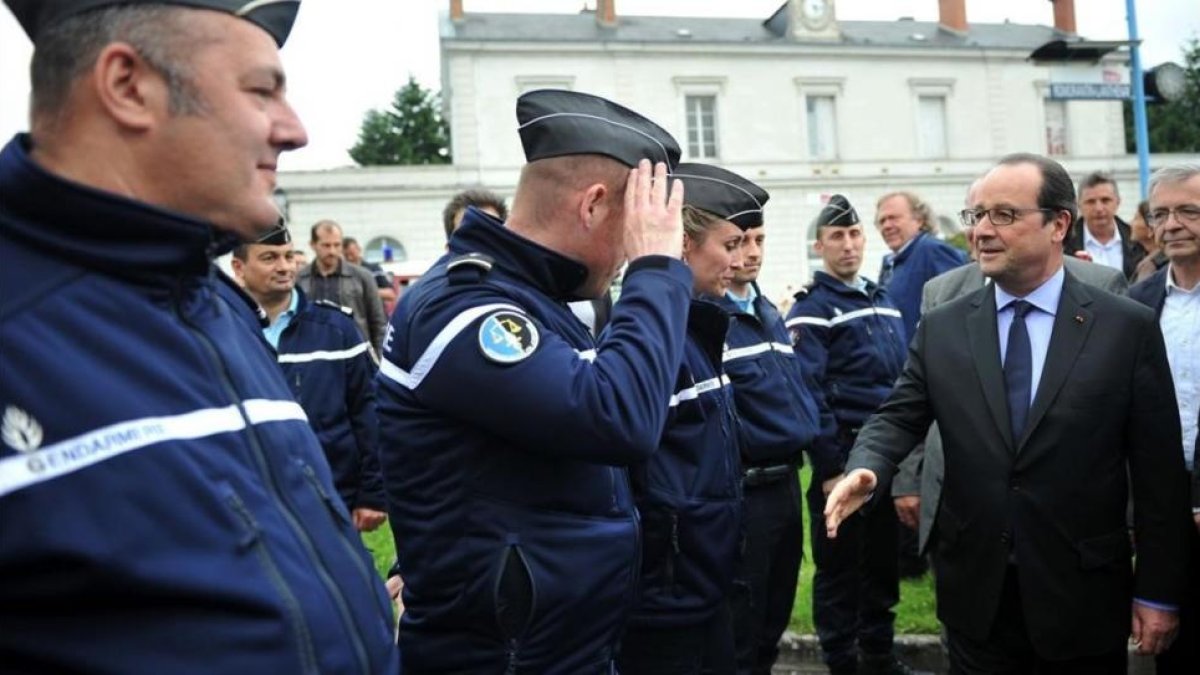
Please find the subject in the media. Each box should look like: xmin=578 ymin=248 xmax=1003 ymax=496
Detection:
xmin=1074 ymin=315 xmax=1085 ymax=324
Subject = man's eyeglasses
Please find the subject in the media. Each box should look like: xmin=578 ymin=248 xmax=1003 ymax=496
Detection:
xmin=958 ymin=207 xmax=1057 ymax=227
xmin=1149 ymin=205 xmax=1200 ymax=227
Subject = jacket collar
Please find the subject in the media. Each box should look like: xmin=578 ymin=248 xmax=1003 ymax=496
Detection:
xmin=891 ymin=232 xmax=928 ymax=264
xmin=449 ymin=207 xmax=589 ymax=300
xmin=0 ymin=134 xmax=237 ymax=283
xmin=812 ymin=270 xmax=879 ymax=298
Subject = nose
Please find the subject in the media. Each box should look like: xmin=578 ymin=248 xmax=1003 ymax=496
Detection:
xmin=273 ymin=98 xmax=309 ymax=152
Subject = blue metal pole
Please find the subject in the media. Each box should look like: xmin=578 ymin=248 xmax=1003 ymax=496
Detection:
xmin=1126 ymin=0 xmax=1151 ymax=200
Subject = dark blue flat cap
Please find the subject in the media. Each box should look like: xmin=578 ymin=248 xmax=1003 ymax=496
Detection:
xmin=814 ymin=194 xmax=859 ymax=228
xmin=517 ymin=89 xmax=680 ymax=169
xmin=5 ymin=0 xmax=301 ymax=46
xmin=253 ymin=219 xmax=291 ymax=246
xmin=673 ymin=163 xmax=769 ymax=230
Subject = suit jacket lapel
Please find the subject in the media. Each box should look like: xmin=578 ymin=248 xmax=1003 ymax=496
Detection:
xmin=965 ymin=286 xmax=1014 ymax=450
xmin=1019 ymin=272 xmax=1094 ymax=450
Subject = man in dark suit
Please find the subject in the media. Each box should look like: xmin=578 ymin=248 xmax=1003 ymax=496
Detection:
xmin=826 ymin=153 xmax=1192 ymax=674
xmin=894 ymin=245 xmax=1128 ymax=550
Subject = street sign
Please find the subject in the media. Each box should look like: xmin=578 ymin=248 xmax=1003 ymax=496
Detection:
xmin=1048 ymin=82 xmax=1131 ymax=99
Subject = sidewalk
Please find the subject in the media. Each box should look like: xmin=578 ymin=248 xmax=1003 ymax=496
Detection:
xmin=771 ymin=633 xmax=1158 ymax=674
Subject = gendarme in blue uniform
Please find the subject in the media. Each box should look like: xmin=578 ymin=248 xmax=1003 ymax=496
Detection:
xmin=376 ymin=209 xmax=692 ymax=673
xmin=627 ymin=298 xmax=742 ymax=627
xmin=273 ymin=288 xmax=386 ymax=514
xmin=786 ymin=271 xmax=907 ymax=481
xmin=0 ymin=134 xmax=398 ymax=674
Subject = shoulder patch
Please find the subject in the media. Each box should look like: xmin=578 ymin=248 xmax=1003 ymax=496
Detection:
xmin=447 ymin=253 xmax=495 ymax=286
xmin=478 ymin=310 xmax=539 ymax=364
xmin=314 ymin=299 xmax=353 ymax=316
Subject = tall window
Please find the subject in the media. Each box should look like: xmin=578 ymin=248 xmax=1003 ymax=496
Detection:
xmin=916 ymin=95 xmax=948 ymax=159
xmin=685 ymin=95 xmax=719 ymax=159
xmin=1044 ymin=100 xmax=1069 ymax=156
xmin=806 ymin=95 xmax=838 ymax=160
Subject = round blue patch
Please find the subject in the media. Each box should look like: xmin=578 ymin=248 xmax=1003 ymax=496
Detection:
xmin=478 ymin=311 xmax=540 ymax=364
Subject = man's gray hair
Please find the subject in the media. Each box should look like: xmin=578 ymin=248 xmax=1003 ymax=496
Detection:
xmin=1148 ymin=163 xmax=1200 ymax=198
xmin=30 ymin=5 xmax=209 ymax=121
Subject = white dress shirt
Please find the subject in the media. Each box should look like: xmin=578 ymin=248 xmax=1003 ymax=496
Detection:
xmin=995 ymin=266 xmax=1065 ymax=407
xmin=1161 ymin=267 xmax=1200 ymax=470
xmin=1083 ymin=225 xmax=1124 ymax=272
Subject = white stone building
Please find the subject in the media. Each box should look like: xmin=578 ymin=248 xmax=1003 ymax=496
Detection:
xmin=279 ymin=0 xmax=1168 ymax=302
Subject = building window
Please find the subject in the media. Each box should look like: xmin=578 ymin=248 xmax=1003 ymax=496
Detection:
xmin=514 ymin=76 xmax=575 ymax=95
xmin=685 ymin=94 xmax=719 ymax=159
xmin=806 ymin=95 xmax=838 ymax=160
xmin=1044 ymin=99 xmax=1069 ymax=156
xmin=916 ymin=95 xmax=948 ymax=159
xmin=365 ymin=236 xmax=406 ymax=263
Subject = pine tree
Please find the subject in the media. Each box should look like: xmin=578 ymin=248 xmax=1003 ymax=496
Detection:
xmin=349 ymin=76 xmax=452 ymax=166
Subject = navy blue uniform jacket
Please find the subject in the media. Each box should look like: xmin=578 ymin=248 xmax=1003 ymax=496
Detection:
xmin=276 ymin=289 xmax=386 ymax=512
xmin=0 ymin=135 xmax=398 ymax=674
xmin=629 ymin=299 xmax=743 ymax=628
xmin=376 ymin=208 xmax=692 ymax=674
xmin=786 ymin=272 xmax=907 ymax=481
xmin=717 ymin=286 xmax=820 ymax=468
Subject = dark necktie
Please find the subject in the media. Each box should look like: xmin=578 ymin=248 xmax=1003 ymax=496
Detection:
xmin=1004 ymin=300 xmax=1034 ymax=442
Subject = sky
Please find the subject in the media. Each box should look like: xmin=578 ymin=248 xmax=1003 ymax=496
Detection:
xmin=1 ymin=0 xmax=1196 ymax=171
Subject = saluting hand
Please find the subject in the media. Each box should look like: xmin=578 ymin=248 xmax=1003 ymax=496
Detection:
xmin=823 ymin=469 xmax=877 ymax=538
xmin=623 ymin=159 xmax=684 ymax=261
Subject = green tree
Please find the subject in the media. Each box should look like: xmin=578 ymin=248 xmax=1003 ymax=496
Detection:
xmin=1124 ymin=38 xmax=1200 ymax=153
xmin=349 ymin=76 xmax=451 ymax=166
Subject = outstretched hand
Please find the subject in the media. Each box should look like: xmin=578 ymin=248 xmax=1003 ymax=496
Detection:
xmin=824 ymin=469 xmax=877 ymax=538
xmin=623 ymin=159 xmax=684 ymax=261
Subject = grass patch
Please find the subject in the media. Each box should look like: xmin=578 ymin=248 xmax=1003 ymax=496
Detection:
xmin=361 ymin=465 xmax=939 ymax=635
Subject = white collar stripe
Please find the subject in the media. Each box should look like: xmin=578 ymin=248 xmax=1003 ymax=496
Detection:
xmin=277 ymin=342 xmax=370 ymax=364
xmin=0 ymin=400 xmax=307 ymax=499
xmin=377 ymin=302 xmax=525 ymax=390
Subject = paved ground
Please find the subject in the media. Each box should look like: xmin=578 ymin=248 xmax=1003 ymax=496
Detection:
xmin=772 ymin=633 xmax=1158 ymax=674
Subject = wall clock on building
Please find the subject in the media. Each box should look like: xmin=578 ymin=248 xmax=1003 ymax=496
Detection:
xmin=799 ymin=0 xmax=834 ymax=31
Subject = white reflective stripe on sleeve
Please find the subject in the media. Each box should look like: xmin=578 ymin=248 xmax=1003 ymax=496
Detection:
xmin=785 ymin=307 xmax=901 ymax=330
xmin=0 ymin=399 xmax=307 ymax=499
xmin=786 ymin=316 xmax=830 ymax=328
xmin=668 ymin=374 xmax=731 ymax=407
xmin=576 ymin=349 xmax=598 ymax=362
xmin=829 ymin=306 xmax=902 ymax=326
xmin=277 ymin=342 xmax=370 ymax=364
xmin=723 ymin=342 xmax=794 ymax=363
xmin=377 ymin=303 xmax=524 ymax=390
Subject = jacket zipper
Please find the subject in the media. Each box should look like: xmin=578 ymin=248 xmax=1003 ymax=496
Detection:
xmin=173 ymin=288 xmax=372 ymax=675
xmin=228 ymin=491 xmax=321 ymax=674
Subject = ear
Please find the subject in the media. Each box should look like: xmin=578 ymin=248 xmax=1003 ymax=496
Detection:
xmin=230 ymin=257 xmax=244 ymax=279
xmin=578 ymin=183 xmax=608 ymax=230
xmin=812 ymin=238 xmax=824 ymax=256
xmin=92 ymin=42 xmax=169 ymax=131
xmin=1049 ymin=210 xmax=1071 ymax=243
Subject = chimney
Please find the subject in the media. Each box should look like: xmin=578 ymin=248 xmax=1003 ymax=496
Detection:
xmin=596 ymin=0 xmax=617 ymax=28
xmin=450 ymin=0 xmax=464 ymax=23
xmin=937 ymin=0 xmax=967 ymax=34
xmin=1051 ymin=0 xmax=1076 ymax=34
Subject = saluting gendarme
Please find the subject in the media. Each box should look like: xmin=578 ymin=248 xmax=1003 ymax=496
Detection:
xmin=376 ymin=90 xmax=691 ymax=673
xmin=0 ymin=1 xmax=399 ymax=673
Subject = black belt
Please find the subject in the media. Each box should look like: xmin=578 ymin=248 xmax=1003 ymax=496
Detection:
xmin=742 ymin=463 xmax=795 ymax=488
